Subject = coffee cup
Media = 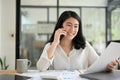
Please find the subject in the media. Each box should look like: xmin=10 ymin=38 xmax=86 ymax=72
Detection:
xmin=16 ymin=59 xmax=31 ymax=73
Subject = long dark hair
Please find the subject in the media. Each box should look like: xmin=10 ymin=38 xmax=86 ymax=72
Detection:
xmin=48 ymin=11 xmax=86 ymax=49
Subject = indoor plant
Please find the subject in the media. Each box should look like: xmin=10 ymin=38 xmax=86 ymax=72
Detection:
xmin=0 ymin=56 xmax=9 ymax=70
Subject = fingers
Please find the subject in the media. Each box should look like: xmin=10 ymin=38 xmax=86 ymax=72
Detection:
xmin=111 ymin=59 xmax=119 ymax=66
xmin=106 ymin=64 xmax=114 ymax=72
xmin=108 ymin=63 xmax=114 ymax=69
xmin=111 ymin=60 xmax=117 ymax=66
xmin=56 ymin=28 xmax=67 ymax=36
xmin=106 ymin=59 xmax=119 ymax=72
xmin=115 ymin=59 xmax=119 ymax=64
xmin=53 ymin=28 xmax=67 ymax=44
xmin=59 ymin=28 xmax=67 ymax=35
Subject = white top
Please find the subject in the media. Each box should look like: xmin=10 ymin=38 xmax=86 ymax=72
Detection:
xmin=37 ymin=41 xmax=99 ymax=71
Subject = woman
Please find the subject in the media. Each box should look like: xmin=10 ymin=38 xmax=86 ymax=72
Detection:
xmin=37 ymin=11 xmax=118 ymax=72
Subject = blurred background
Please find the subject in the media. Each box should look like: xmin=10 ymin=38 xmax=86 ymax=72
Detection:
xmin=0 ymin=0 xmax=119 ymax=70
xmin=18 ymin=0 xmax=120 ymax=69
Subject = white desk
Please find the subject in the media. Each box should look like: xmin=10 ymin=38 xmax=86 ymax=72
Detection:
xmin=1 ymin=70 xmax=120 ymax=80
xmin=18 ymin=70 xmax=88 ymax=80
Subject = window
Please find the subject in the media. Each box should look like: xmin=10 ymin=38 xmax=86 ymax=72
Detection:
xmin=111 ymin=8 xmax=120 ymax=40
xmin=82 ymin=8 xmax=106 ymax=54
xmin=17 ymin=0 xmax=107 ymax=69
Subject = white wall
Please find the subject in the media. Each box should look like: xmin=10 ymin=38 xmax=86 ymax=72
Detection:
xmin=21 ymin=0 xmax=107 ymax=7
xmin=1 ymin=0 xmax=16 ymax=69
xmin=0 ymin=0 xmax=1 ymax=57
xmin=60 ymin=0 xmax=107 ymax=6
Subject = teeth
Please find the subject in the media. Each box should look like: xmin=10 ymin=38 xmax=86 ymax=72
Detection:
xmin=68 ymin=33 xmax=73 ymax=36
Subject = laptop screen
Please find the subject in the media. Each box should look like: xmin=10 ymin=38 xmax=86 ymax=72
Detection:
xmin=0 ymin=74 xmax=32 ymax=80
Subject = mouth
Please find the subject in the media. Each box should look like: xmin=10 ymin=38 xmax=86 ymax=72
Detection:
xmin=67 ymin=32 xmax=75 ymax=36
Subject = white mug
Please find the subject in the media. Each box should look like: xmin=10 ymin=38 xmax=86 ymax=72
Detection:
xmin=16 ymin=59 xmax=31 ymax=73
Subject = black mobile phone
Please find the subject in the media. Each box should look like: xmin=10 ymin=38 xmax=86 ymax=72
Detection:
xmin=60 ymin=26 xmax=65 ymax=40
xmin=60 ymin=35 xmax=64 ymax=40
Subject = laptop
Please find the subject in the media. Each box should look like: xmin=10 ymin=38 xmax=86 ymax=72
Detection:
xmin=0 ymin=74 xmax=32 ymax=80
xmin=80 ymin=71 xmax=120 ymax=80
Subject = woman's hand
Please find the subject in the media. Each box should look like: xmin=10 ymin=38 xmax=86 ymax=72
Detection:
xmin=53 ymin=28 xmax=67 ymax=45
xmin=106 ymin=59 xmax=119 ymax=72
xmin=47 ymin=28 xmax=67 ymax=59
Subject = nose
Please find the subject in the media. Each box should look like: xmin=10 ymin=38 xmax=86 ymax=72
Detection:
xmin=70 ymin=26 xmax=75 ymax=32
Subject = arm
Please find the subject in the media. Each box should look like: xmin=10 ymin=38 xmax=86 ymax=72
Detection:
xmin=36 ymin=43 xmax=53 ymax=71
xmin=47 ymin=42 xmax=58 ymax=59
xmin=47 ymin=28 xmax=66 ymax=59
xmin=86 ymin=41 xmax=99 ymax=67
xmin=37 ymin=28 xmax=66 ymax=71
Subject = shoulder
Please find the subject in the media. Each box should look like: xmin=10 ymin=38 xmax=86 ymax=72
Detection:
xmin=45 ymin=42 xmax=51 ymax=46
xmin=44 ymin=42 xmax=51 ymax=49
xmin=85 ymin=40 xmax=92 ymax=48
xmin=85 ymin=41 xmax=98 ymax=56
xmin=84 ymin=40 xmax=96 ymax=52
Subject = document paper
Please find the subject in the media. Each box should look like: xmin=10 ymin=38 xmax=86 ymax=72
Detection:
xmin=85 ymin=42 xmax=120 ymax=74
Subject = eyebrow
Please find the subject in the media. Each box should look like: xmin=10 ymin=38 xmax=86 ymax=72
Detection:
xmin=66 ymin=22 xmax=79 ymax=25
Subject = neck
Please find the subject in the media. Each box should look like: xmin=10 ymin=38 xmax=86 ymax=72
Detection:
xmin=60 ymin=38 xmax=73 ymax=55
xmin=60 ymin=38 xmax=72 ymax=47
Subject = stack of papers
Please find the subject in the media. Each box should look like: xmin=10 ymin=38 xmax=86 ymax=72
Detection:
xmin=40 ymin=70 xmax=62 ymax=79
xmin=85 ymin=42 xmax=120 ymax=74
xmin=19 ymin=70 xmax=84 ymax=80
xmin=40 ymin=70 xmax=81 ymax=80
xmin=80 ymin=42 xmax=120 ymax=80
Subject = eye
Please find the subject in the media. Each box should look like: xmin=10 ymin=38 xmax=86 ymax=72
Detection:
xmin=66 ymin=22 xmax=72 ymax=27
xmin=67 ymin=24 xmax=72 ymax=27
xmin=68 ymin=25 xmax=72 ymax=27
xmin=74 ymin=25 xmax=78 ymax=28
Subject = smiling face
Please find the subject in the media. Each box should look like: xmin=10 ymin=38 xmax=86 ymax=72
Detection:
xmin=62 ymin=17 xmax=79 ymax=40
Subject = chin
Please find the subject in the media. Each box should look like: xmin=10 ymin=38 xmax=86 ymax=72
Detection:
xmin=65 ymin=35 xmax=75 ymax=40
xmin=67 ymin=37 xmax=74 ymax=40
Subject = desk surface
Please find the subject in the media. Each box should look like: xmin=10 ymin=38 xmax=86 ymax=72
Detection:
xmin=80 ymin=70 xmax=120 ymax=80
xmin=0 ymin=70 xmax=120 ymax=80
xmin=0 ymin=70 xmax=89 ymax=80
xmin=0 ymin=70 xmax=17 ymax=74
